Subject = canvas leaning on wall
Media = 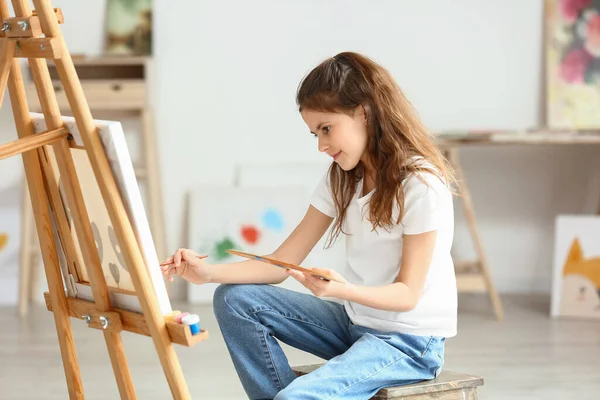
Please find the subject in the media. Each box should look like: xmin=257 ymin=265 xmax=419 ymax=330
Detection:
xmin=186 ymin=186 xmax=310 ymax=303
xmin=551 ymin=215 xmax=600 ymax=319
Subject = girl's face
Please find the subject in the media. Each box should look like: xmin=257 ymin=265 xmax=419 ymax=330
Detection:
xmin=301 ymin=107 xmax=369 ymax=171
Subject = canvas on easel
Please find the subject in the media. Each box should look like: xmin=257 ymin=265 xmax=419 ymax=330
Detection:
xmin=31 ymin=112 xmax=172 ymax=314
xmin=0 ymin=1 xmax=204 ymax=399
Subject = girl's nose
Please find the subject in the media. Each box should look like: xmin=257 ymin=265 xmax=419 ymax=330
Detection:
xmin=318 ymin=137 xmax=329 ymax=153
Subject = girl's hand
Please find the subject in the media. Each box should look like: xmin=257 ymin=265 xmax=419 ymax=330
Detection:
xmin=160 ymin=248 xmax=212 ymax=285
xmin=286 ymin=267 xmax=349 ymax=299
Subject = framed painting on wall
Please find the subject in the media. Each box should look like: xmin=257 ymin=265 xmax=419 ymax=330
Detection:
xmin=105 ymin=0 xmax=152 ymax=55
xmin=545 ymin=0 xmax=600 ymax=129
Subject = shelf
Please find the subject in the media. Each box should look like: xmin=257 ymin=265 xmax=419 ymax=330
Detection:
xmin=43 ymin=292 xmax=208 ymax=347
xmin=25 ymin=79 xmax=146 ymax=112
xmin=166 ymin=322 xmax=209 ymax=347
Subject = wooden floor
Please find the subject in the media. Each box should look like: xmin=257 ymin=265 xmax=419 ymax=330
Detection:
xmin=1 ymin=293 xmax=599 ymax=399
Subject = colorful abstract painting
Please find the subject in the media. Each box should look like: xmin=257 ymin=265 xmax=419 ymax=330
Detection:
xmin=187 ymin=186 xmax=310 ymax=303
xmin=551 ymin=215 xmax=600 ymax=319
xmin=546 ymin=0 xmax=600 ymax=129
xmin=189 ymin=187 xmax=303 ymax=263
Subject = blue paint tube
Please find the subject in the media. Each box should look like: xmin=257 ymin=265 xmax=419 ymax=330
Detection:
xmin=182 ymin=314 xmax=200 ymax=335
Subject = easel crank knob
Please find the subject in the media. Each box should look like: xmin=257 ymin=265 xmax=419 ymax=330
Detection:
xmin=82 ymin=312 xmax=120 ymax=331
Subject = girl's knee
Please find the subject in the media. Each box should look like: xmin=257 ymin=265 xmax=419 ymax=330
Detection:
xmin=212 ymin=283 xmax=266 ymax=316
xmin=213 ymin=284 xmax=243 ymax=314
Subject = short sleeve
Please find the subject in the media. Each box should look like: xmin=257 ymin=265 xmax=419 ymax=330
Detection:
xmin=309 ymin=172 xmax=336 ymax=218
xmin=401 ymin=172 xmax=446 ymax=235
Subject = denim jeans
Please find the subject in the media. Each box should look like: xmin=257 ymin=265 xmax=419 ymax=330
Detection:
xmin=213 ymin=284 xmax=445 ymax=400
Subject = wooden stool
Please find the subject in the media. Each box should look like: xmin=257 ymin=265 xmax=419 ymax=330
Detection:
xmin=293 ymin=364 xmax=484 ymax=400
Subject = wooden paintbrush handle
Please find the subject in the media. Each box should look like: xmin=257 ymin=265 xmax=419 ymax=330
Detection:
xmin=160 ymin=255 xmax=208 ymax=267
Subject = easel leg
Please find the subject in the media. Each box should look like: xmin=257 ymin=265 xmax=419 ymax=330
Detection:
xmin=18 ymin=183 xmax=33 ymax=316
xmin=447 ymin=147 xmax=504 ymax=321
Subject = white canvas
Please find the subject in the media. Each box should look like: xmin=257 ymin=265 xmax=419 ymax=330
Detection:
xmin=31 ymin=113 xmax=171 ymax=315
xmin=551 ymin=215 xmax=600 ymax=319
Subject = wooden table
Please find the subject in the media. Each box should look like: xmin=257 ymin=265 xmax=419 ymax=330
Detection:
xmin=435 ymin=130 xmax=600 ymax=321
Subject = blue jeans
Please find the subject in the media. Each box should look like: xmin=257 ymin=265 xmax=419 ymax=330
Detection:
xmin=213 ymin=284 xmax=445 ymax=400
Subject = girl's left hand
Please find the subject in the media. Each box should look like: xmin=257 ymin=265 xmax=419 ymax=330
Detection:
xmin=286 ymin=268 xmax=349 ymax=298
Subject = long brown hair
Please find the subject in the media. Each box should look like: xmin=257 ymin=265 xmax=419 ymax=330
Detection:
xmin=296 ymin=52 xmax=456 ymax=247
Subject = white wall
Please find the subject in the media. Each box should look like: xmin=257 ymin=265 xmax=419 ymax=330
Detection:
xmin=1 ymin=1 xmax=599 ymax=304
xmin=155 ymin=0 xmax=600 ymax=294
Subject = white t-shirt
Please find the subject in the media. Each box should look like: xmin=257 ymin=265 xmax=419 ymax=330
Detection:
xmin=309 ymin=159 xmax=457 ymax=338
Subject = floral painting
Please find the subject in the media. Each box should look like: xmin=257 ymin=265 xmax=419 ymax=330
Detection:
xmin=105 ymin=0 xmax=152 ymax=55
xmin=546 ymin=0 xmax=600 ymax=129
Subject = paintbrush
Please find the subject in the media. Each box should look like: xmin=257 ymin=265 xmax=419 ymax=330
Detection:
xmin=160 ymin=255 xmax=208 ymax=267
xmin=226 ymin=249 xmax=345 ymax=283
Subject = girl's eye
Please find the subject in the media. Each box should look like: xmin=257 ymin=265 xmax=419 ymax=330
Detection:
xmin=323 ymin=126 xmax=331 ymax=133
xmin=312 ymin=133 xmax=318 ymax=138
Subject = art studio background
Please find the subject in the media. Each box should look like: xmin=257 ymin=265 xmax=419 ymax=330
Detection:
xmin=1 ymin=1 xmax=599 ymax=399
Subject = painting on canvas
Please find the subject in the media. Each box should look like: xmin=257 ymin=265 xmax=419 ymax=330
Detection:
xmin=31 ymin=113 xmax=171 ymax=315
xmin=105 ymin=0 xmax=152 ymax=55
xmin=187 ymin=186 xmax=313 ymax=303
xmin=545 ymin=0 xmax=600 ymax=129
xmin=551 ymin=215 xmax=600 ymax=318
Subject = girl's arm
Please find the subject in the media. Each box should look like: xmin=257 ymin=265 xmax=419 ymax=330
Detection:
xmin=341 ymin=230 xmax=437 ymax=311
xmin=287 ymin=230 xmax=437 ymax=312
xmin=206 ymin=205 xmax=333 ymax=285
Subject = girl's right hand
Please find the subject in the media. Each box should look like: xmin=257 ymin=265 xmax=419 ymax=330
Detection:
xmin=160 ymin=248 xmax=212 ymax=285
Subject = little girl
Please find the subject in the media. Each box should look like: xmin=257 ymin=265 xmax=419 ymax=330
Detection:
xmin=162 ymin=52 xmax=457 ymax=400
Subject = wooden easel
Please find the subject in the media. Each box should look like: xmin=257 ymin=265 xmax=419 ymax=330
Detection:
xmin=0 ymin=1 xmax=205 ymax=398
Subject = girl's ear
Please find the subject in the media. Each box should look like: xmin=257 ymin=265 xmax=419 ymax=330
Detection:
xmin=360 ymin=104 xmax=369 ymax=123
